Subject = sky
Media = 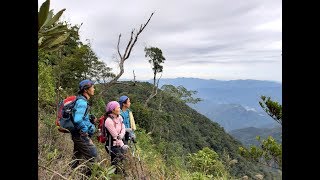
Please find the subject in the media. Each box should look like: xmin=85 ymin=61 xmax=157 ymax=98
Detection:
xmin=39 ymin=0 xmax=282 ymax=82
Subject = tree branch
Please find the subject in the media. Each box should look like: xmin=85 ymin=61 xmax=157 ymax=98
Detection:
xmin=156 ymin=73 xmax=162 ymax=89
xmin=144 ymin=73 xmax=162 ymax=107
xmin=123 ymin=29 xmax=134 ymax=58
xmin=133 ymin=70 xmax=136 ymax=86
xmin=117 ymin=34 xmax=122 ymax=59
xmin=124 ymin=12 xmax=154 ymax=60
xmin=99 ymin=12 xmax=154 ymax=94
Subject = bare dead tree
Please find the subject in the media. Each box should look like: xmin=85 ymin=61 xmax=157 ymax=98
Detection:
xmin=133 ymin=70 xmax=136 ymax=86
xmin=144 ymin=73 xmax=162 ymax=107
xmin=100 ymin=13 xmax=154 ymax=95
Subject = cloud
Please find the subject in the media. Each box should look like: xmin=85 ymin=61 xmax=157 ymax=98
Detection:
xmin=39 ymin=0 xmax=282 ymax=82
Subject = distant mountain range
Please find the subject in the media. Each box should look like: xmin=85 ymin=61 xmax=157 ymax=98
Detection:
xmin=229 ymin=126 xmax=282 ymax=147
xmin=156 ymin=78 xmax=282 ymax=111
xmin=146 ymin=77 xmax=282 ymax=131
xmin=189 ymin=102 xmax=278 ymax=132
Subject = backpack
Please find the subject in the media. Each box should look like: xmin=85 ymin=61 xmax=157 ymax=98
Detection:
xmin=97 ymin=115 xmax=108 ymax=143
xmin=97 ymin=115 xmax=123 ymax=154
xmin=55 ymin=95 xmax=88 ymax=133
xmin=97 ymin=115 xmax=116 ymax=143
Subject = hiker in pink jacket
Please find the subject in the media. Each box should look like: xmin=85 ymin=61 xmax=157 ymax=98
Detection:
xmin=104 ymin=101 xmax=128 ymax=174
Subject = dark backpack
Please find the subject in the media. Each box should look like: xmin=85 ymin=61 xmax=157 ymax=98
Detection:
xmin=55 ymin=95 xmax=88 ymax=133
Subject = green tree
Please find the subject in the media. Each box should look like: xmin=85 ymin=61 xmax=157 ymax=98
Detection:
xmin=259 ymin=95 xmax=282 ymax=125
xmin=80 ymin=41 xmax=116 ymax=82
xmin=161 ymin=84 xmax=202 ymax=104
xmin=144 ymin=46 xmax=166 ymax=106
xmin=51 ymin=25 xmax=112 ymax=93
xmin=38 ymin=23 xmax=114 ymax=100
xmin=52 ymin=25 xmax=91 ymax=92
xmin=144 ymin=46 xmax=166 ymax=86
xmin=239 ymin=96 xmax=282 ymax=170
xmin=187 ymin=147 xmax=231 ymax=178
xmin=38 ymin=61 xmax=56 ymax=108
xmin=87 ymin=58 xmax=115 ymax=84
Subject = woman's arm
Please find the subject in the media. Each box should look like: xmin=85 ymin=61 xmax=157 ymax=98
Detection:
xmin=105 ymin=118 xmax=119 ymax=138
xmin=119 ymin=121 xmax=126 ymax=138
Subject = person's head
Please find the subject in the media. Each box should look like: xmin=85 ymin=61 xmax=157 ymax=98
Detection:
xmin=106 ymin=101 xmax=121 ymax=116
xmin=78 ymin=79 xmax=95 ymax=99
xmin=119 ymin=95 xmax=131 ymax=109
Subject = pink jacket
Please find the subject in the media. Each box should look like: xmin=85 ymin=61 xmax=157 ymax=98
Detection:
xmin=104 ymin=114 xmax=126 ymax=147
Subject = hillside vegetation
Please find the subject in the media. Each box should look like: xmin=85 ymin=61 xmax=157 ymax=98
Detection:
xmin=230 ymin=126 xmax=282 ymax=147
xmin=39 ymin=81 xmax=281 ymax=179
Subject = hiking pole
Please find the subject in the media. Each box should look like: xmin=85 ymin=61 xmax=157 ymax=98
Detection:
xmin=133 ymin=142 xmax=146 ymax=177
xmin=127 ymin=139 xmax=140 ymax=179
xmin=128 ymin=137 xmax=136 ymax=157
xmin=133 ymin=143 xmax=140 ymax=161
xmin=127 ymin=139 xmax=144 ymax=179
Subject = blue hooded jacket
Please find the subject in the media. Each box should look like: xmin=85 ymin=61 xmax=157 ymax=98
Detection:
xmin=72 ymin=95 xmax=95 ymax=135
xmin=120 ymin=109 xmax=131 ymax=129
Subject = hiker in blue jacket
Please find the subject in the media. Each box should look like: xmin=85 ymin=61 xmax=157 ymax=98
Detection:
xmin=119 ymin=95 xmax=137 ymax=145
xmin=70 ymin=79 xmax=98 ymax=176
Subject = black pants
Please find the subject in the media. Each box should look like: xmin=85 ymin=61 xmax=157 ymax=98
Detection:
xmin=109 ymin=146 xmax=125 ymax=174
xmin=71 ymin=135 xmax=98 ymax=176
xmin=123 ymin=132 xmax=130 ymax=145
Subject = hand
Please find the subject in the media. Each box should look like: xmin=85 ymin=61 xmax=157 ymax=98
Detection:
xmin=121 ymin=145 xmax=129 ymax=152
xmin=125 ymin=128 xmax=132 ymax=133
xmin=88 ymin=132 xmax=93 ymax=138
xmin=89 ymin=138 xmax=94 ymax=145
xmin=130 ymin=133 xmax=137 ymax=143
xmin=89 ymin=114 xmax=96 ymax=124
xmin=80 ymin=130 xmax=88 ymax=137
xmin=117 ymin=134 xmax=124 ymax=140
xmin=88 ymin=125 xmax=95 ymax=135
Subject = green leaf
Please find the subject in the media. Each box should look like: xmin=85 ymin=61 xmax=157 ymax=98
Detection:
xmin=39 ymin=35 xmax=58 ymax=49
xmin=38 ymin=0 xmax=50 ymax=31
xmin=42 ymin=30 xmax=66 ymax=37
xmin=38 ymin=36 xmax=44 ymax=46
xmin=39 ymin=33 xmax=67 ymax=51
xmin=48 ymin=32 xmax=69 ymax=47
xmin=42 ymin=10 xmax=53 ymax=28
xmin=41 ymin=24 xmax=66 ymax=34
xmin=46 ymin=45 xmax=64 ymax=52
xmin=107 ymin=166 xmax=116 ymax=175
xmin=46 ymin=8 xmax=66 ymax=27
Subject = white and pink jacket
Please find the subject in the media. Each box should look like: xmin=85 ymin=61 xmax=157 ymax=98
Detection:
xmin=104 ymin=114 xmax=126 ymax=147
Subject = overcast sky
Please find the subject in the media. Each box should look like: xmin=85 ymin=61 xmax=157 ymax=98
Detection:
xmin=39 ymin=0 xmax=282 ymax=82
